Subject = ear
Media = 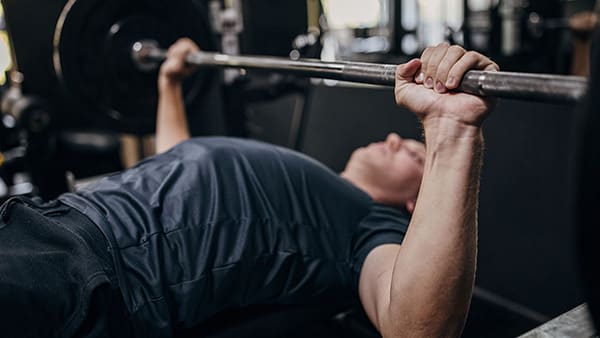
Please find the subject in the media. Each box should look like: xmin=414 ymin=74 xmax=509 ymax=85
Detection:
xmin=406 ymin=199 xmax=416 ymax=214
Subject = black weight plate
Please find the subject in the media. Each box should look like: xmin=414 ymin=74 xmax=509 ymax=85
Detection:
xmin=104 ymin=15 xmax=177 ymax=124
xmin=53 ymin=0 xmax=217 ymax=134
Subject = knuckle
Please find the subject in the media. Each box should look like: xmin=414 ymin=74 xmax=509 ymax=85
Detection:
xmin=448 ymin=45 xmax=466 ymax=55
xmin=464 ymin=51 xmax=480 ymax=60
xmin=421 ymin=47 xmax=433 ymax=58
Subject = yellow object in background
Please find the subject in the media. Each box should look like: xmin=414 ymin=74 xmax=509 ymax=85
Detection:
xmin=0 ymin=4 xmax=13 ymax=85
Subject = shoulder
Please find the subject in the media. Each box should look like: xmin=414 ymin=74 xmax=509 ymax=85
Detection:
xmin=363 ymin=202 xmax=410 ymax=227
xmin=358 ymin=202 xmax=410 ymax=249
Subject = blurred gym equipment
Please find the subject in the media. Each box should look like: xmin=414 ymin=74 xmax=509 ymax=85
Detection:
xmin=52 ymin=0 xmax=218 ymax=133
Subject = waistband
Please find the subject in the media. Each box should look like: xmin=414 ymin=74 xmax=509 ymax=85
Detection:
xmin=2 ymin=196 xmax=114 ymax=270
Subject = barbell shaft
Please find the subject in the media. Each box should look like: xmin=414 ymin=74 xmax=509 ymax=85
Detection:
xmin=132 ymin=41 xmax=588 ymax=104
xmin=460 ymin=71 xmax=588 ymax=104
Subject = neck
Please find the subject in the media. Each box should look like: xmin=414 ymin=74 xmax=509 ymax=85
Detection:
xmin=340 ymin=170 xmax=369 ymax=193
xmin=340 ymin=171 xmax=405 ymax=209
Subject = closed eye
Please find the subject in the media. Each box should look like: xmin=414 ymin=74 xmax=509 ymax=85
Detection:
xmin=407 ymin=149 xmax=424 ymax=165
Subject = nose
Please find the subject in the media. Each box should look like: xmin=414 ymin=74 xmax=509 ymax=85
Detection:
xmin=385 ymin=133 xmax=402 ymax=151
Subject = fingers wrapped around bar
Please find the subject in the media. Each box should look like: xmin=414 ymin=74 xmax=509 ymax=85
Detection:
xmin=415 ymin=43 xmax=499 ymax=93
xmin=395 ymin=44 xmax=499 ymax=128
xmin=159 ymin=38 xmax=201 ymax=84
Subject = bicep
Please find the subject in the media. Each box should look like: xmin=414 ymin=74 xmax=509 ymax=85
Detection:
xmin=358 ymin=243 xmax=401 ymax=333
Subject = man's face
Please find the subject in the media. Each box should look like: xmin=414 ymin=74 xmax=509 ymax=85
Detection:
xmin=344 ymin=133 xmax=425 ymax=207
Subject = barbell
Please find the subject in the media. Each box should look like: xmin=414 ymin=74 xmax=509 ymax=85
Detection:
xmin=52 ymin=0 xmax=589 ymax=135
xmin=130 ymin=40 xmax=589 ymax=105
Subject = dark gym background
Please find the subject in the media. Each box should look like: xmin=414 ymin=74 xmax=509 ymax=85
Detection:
xmin=0 ymin=0 xmax=592 ymax=336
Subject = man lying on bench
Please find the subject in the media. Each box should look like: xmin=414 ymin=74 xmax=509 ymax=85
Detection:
xmin=0 ymin=39 xmax=498 ymax=337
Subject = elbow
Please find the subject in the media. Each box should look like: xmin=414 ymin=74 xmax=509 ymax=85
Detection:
xmin=379 ymin=310 xmax=467 ymax=338
xmin=380 ymin=323 xmax=465 ymax=338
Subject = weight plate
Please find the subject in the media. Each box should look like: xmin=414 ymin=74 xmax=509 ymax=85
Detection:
xmin=53 ymin=0 xmax=217 ymax=134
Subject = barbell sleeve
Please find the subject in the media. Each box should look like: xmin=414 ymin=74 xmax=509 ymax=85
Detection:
xmin=132 ymin=40 xmax=588 ymax=104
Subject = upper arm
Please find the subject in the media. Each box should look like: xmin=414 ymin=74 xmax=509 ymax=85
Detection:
xmin=358 ymin=243 xmax=401 ymax=334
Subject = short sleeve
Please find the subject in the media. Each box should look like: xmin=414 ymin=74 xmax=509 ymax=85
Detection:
xmin=350 ymin=203 xmax=410 ymax=283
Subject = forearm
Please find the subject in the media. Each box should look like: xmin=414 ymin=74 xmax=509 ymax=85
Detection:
xmin=384 ymin=119 xmax=483 ymax=337
xmin=156 ymin=79 xmax=190 ymax=153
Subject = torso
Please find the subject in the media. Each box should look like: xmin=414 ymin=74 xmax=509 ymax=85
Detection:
xmin=60 ymin=137 xmax=410 ymax=335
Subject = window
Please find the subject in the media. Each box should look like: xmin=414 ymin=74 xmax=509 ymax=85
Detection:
xmin=321 ymin=0 xmax=384 ymax=29
xmin=418 ymin=0 xmax=464 ymax=47
xmin=320 ymin=0 xmax=394 ymax=59
xmin=401 ymin=0 xmax=466 ymax=55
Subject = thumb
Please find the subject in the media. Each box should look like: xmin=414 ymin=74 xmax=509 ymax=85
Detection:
xmin=396 ymin=59 xmax=422 ymax=83
xmin=395 ymin=59 xmax=422 ymax=107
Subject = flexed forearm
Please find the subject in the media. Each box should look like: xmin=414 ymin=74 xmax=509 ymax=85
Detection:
xmin=383 ymin=120 xmax=483 ymax=337
xmin=372 ymin=45 xmax=497 ymax=337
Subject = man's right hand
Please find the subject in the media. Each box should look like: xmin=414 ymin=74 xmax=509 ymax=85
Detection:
xmin=158 ymin=38 xmax=201 ymax=87
xmin=394 ymin=43 xmax=499 ymax=130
